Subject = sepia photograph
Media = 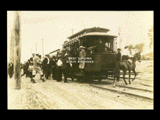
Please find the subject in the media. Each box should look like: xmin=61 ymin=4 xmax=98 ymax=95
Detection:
xmin=7 ymin=11 xmax=153 ymax=109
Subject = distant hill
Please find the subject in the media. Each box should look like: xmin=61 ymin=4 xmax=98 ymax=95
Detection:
xmin=144 ymin=52 xmax=153 ymax=57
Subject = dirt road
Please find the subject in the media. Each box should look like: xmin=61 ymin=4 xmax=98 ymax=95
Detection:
xmin=8 ymin=78 xmax=153 ymax=109
xmin=7 ymin=60 xmax=153 ymax=109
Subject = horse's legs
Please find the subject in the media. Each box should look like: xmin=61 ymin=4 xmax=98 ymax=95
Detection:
xmin=113 ymin=67 xmax=120 ymax=87
xmin=132 ymin=68 xmax=137 ymax=81
xmin=113 ymin=75 xmax=116 ymax=87
xmin=123 ymin=70 xmax=127 ymax=85
xmin=113 ymin=69 xmax=119 ymax=87
xmin=129 ymin=70 xmax=131 ymax=84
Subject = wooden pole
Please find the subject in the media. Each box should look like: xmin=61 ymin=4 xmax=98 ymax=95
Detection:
xmin=9 ymin=29 xmax=15 ymax=64
xmin=70 ymin=28 xmax=76 ymax=35
xmin=14 ymin=11 xmax=21 ymax=90
xmin=118 ymin=27 xmax=122 ymax=49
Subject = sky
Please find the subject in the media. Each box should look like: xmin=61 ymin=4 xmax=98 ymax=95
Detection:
xmin=7 ymin=11 xmax=153 ymax=63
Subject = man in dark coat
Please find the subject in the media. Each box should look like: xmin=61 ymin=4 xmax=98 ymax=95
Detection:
xmin=8 ymin=62 xmax=14 ymax=78
xmin=55 ymin=55 xmax=63 ymax=82
xmin=116 ymin=48 xmax=121 ymax=62
xmin=49 ymin=56 xmax=57 ymax=80
xmin=62 ymin=51 xmax=70 ymax=83
xmin=69 ymin=48 xmax=78 ymax=80
xmin=42 ymin=54 xmax=50 ymax=79
xmin=21 ymin=61 xmax=29 ymax=77
xmin=27 ymin=60 xmax=34 ymax=81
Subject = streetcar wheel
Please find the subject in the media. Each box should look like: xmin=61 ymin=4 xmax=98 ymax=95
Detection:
xmin=98 ymin=79 xmax=102 ymax=82
xmin=77 ymin=78 xmax=80 ymax=82
xmin=89 ymin=78 xmax=93 ymax=82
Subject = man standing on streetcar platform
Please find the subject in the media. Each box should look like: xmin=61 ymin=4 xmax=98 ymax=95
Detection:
xmin=79 ymin=46 xmax=86 ymax=73
xmin=32 ymin=54 xmax=45 ymax=83
xmin=116 ymin=48 xmax=121 ymax=62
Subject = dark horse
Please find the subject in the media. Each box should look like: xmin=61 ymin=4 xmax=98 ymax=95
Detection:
xmin=113 ymin=51 xmax=141 ymax=86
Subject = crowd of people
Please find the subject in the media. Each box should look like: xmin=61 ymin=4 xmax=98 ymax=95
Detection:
xmin=20 ymin=48 xmax=76 ymax=83
xmin=8 ymin=46 xmax=87 ymax=83
xmin=8 ymin=44 xmax=137 ymax=83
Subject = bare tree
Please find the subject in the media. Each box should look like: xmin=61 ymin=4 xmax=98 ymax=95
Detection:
xmin=148 ymin=26 xmax=153 ymax=49
xmin=128 ymin=44 xmax=134 ymax=54
xmin=135 ymin=43 xmax=144 ymax=52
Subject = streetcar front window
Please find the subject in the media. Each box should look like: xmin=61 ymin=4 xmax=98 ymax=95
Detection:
xmin=82 ymin=36 xmax=115 ymax=53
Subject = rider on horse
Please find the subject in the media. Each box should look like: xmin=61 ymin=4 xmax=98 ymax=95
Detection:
xmin=113 ymin=46 xmax=141 ymax=86
xmin=122 ymin=46 xmax=133 ymax=68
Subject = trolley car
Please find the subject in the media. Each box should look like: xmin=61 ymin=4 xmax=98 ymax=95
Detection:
xmin=62 ymin=27 xmax=118 ymax=81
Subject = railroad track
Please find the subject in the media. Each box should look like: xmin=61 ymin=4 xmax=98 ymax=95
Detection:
xmin=140 ymin=83 xmax=153 ymax=87
xmin=89 ymin=84 xmax=153 ymax=101
xmin=63 ymin=77 xmax=153 ymax=102
xmin=115 ymin=84 xmax=153 ymax=92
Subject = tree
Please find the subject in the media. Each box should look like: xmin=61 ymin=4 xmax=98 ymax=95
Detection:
xmin=148 ymin=26 xmax=153 ymax=49
xmin=128 ymin=44 xmax=134 ymax=54
xmin=134 ymin=43 xmax=144 ymax=52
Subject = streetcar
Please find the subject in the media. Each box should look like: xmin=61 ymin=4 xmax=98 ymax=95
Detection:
xmin=62 ymin=27 xmax=118 ymax=82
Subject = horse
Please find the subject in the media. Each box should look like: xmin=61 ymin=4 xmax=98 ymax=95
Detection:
xmin=113 ymin=50 xmax=141 ymax=86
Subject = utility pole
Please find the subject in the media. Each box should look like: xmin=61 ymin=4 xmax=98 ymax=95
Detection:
xmin=118 ymin=27 xmax=122 ymax=49
xmin=70 ymin=28 xmax=76 ymax=35
xmin=13 ymin=11 xmax=21 ymax=90
xmin=10 ymin=29 xmax=14 ymax=64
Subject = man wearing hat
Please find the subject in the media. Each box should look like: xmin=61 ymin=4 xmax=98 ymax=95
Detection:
xmin=116 ymin=48 xmax=121 ymax=62
xmin=42 ymin=54 xmax=50 ymax=79
xmin=32 ymin=54 xmax=45 ymax=83
xmin=62 ymin=50 xmax=70 ymax=83
xmin=8 ymin=62 xmax=14 ymax=78
xmin=21 ymin=61 xmax=29 ymax=78
xmin=50 ymin=56 xmax=57 ymax=80
xmin=97 ymin=39 xmax=105 ymax=53
xmin=122 ymin=46 xmax=133 ymax=68
xmin=79 ymin=46 xmax=86 ymax=72
xmin=55 ymin=52 xmax=63 ymax=82
xmin=122 ymin=46 xmax=133 ymax=61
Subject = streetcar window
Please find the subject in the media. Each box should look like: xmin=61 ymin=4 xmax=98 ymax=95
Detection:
xmin=105 ymin=42 xmax=110 ymax=48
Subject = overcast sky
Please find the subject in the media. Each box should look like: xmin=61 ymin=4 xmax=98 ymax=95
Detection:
xmin=7 ymin=11 xmax=153 ymax=63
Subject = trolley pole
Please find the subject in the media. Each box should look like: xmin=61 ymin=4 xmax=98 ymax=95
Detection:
xmin=13 ymin=11 xmax=21 ymax=90
xmin=81 ymin=20 xmax=86 ymax=29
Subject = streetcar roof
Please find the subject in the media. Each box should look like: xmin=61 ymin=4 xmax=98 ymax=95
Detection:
xmin=68 ymin=27 xmax=110 ymax=39
xmin=48 ymin=49 xmax=60 ymax=54
xmin=63 ymin=39 xmax=79 ymax=47
xmin=80 ymin=32 xmax=118 ymax=38
xmin=63 ymin=32 xmax=117 ymax=47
